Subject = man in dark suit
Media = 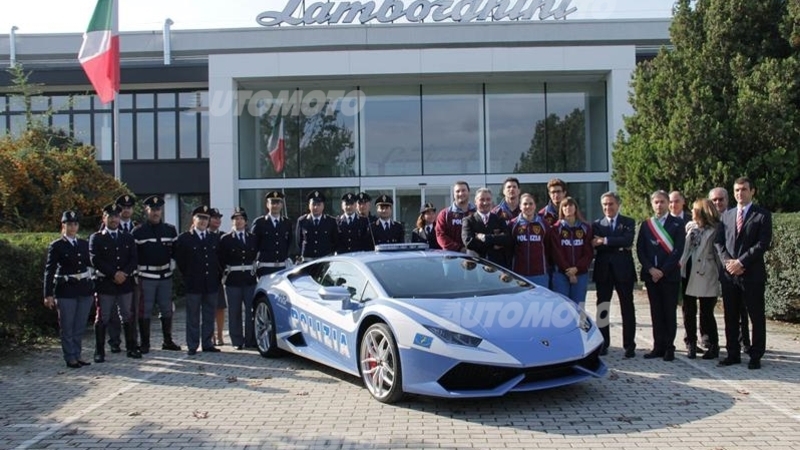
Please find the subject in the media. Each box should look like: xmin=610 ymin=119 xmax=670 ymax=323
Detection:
xmin=715 ymin=177 xmax=772 ymax=369
xmin=462 ymin=187 xmax=511 ymax=267
xmin=367 ymin=194 xmax=405 ymax=247
xmin=296 ymin=191 xmax=338 ymax=261
xmin=636 ymin=190 xmax=686 ymax=361
xmin=591 ymin=192 xmax=637 ymax=357
xmin=337 ymin=193 xmax=368 ymax=253
xmin=252 ymin=191 xmax=294 ymax=277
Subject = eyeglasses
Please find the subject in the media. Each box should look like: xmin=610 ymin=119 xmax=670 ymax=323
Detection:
xmin=710 ymin=198 xmax=725 ymax=202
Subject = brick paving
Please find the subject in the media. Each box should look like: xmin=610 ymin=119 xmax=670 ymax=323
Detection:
xmin=1 ymin=290 xmax=799 ymax=449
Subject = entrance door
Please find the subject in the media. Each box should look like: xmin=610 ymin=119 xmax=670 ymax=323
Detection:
xmin=360 ymin=185 xmax=452 ymax=242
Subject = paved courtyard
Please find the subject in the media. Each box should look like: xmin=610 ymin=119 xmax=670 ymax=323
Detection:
xmin=1 ymin=291 xmax=799 ymax=450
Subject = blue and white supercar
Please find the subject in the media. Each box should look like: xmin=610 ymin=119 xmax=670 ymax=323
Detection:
xmin=253 ymin=244 xmax=607 ymax=403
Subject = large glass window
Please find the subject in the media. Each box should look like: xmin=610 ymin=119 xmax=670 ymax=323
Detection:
xmin=361 ymin=86 xmax=421 ymax=176
xmin=421 ymin=84 xmax=483 ymax=175
xmin=485 ymin=84 xmax=546 ymax=174
xmin=487 ymin=181 xmax=609 ymax=224
xmin=239 ymin=187 xmax=360 ymax=225
xmin=136 ymin=113 xmax=155 ymax=159
xmin=158 ymin=111 xmax=177 ymax=159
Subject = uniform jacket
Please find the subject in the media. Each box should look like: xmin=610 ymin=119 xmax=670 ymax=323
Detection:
xmin=296 ymin=214 xmax=338 ymax=259
xmin=218 ymin=230 xmax=258 ymax=286
xmin=714 ymin=204 xmax=772 ymax=284
xmin=538 ymin=202 xmax=559 ymax=227
xmin=636 ymin=215 xmax=686 ymax=283
xmin=547 ymin=220 xmax=594 ymax=275
xmin=411 ymin=224 xmax=441 ymax=249
xmin=367 ymin=219 xmax=405 ymax=248
xmin=462 ymin=212 xmax=512 ymax=266
xmin=337 ymin=214 xmax=368 ymax=254
xmin=132 ymin=221 xmax=178 ymax=279
xmin=175 ymin=229 xmax=220 ymax=294
xmin=679 ymin=223 xmax=720 ymax=297
xmin=592 ymin=215 xmax=636 ymax=284
xmin=491 ymin=201 xmax=521 ymax=226
xmin=43 ymin=236 xmax=94 ymax=298
xmin=89 ymin=229 xmax=137 ymax=295
xmin=509 ymin=215 xmax=548 ymax=276
xmin=251 ymin=215 xmax=294 ymax=264
xmin=435 ymin=203 xmax=476 ymax=251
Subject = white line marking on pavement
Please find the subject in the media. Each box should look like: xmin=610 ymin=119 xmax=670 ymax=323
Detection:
xmin=14 ymin=355 xmax=188 ymax=450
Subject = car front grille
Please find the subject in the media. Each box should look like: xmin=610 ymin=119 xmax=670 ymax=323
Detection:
xmin=437 ymin=347 xmax=602 ymax=391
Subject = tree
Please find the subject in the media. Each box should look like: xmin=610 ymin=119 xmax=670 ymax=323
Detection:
xmin=0 ymin=65 xmax=129 ymax=231
xmin=613 ymin=0 xmax=800 ymax=219
xmin=514 ymin=109 xmax=586 ymax=173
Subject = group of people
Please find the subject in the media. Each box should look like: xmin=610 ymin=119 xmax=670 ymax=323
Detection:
xmin=44 ymin=176 xmax=771 ymax=372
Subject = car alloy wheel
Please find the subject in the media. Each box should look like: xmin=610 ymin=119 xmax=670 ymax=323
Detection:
xmin=254 ymin=296 xmax=281 ymax=357
xmin=359 ymin=323 xmax=403 ymax=403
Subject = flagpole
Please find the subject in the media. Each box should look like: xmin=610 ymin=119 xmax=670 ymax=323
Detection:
xmin=113 ymin=98 xmax=121 ymax=180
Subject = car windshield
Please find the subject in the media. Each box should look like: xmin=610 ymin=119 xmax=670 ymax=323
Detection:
xmin=366 ymin=255 xmax=533 ymax=299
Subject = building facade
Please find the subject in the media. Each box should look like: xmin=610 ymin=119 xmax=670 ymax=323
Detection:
xmin=0 ymin=17 xmax=670 ymax=233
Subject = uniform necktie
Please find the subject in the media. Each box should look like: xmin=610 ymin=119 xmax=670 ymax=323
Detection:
xmin=111 ymin=231 xmax=117 ymax=240
xmin=737 ymin=208 xmax=744 ymax=234
xmin=200 ymin=231 xmax=205 ymax=241
xmin=72 ymin=239 xmax=77 ymax=248
xmin=314 ymin=218 xmax=319 ymax=227
xmin=273 ymin=219 xmax=278 ymax=228
xmin=238 ymin=232 xmax=245 ymax=243
xmin=347 ymin=216 xmax=352 ymax=225
xmin=426 ymin=225 xmax=432 ymax=234
xmin=384 ymin=222 xmax=389 ymax=231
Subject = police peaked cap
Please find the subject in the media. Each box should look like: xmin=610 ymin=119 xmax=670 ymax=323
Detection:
xmin=265 ymin=190 xmax=285 ymax=201
xmin=420 ymin=202 xmax=436 ymax=213
xmin=307 ymin=191 xmax=326 ymax=203
xmin=209 ymin=207 xmax=223 ymax=218
xmin=115 ymin=194 xmax=136 ymax=207
xmin=356 ymin=192 xmax=371 ymax=202
xmin=61 ymin=210 xmax=79 ymax=223
xmin=341 ymin=193 xmax=356 ymax=204
xmin=231 ymin=206 xmax=248 ymax=220
xmin=103 ymin=203 xmax=123 ymax=216
xmin=143 ymin=196 xmax=165 ymax=209
xmin=192 ymin=205 xmax=211 ymax=217
xmin=375 ymin=194 xmax=393 ymax=206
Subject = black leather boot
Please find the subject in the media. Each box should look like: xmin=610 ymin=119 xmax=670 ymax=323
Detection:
xmin=161 ymin=317 xmax=181 ymax=351
xmin=687 ymin=341 xmax=697 ymax=359
xmin=124 ymin=322 xmax=142 ymax=358
xmin=93 ymin=323 xmax=106 ymax=363
xmin=138 ymin=318 xmax=151 ymax=354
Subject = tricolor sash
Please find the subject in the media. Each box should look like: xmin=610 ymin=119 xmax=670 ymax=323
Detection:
xmin=646 ymin=217 xmax=674 ymax=253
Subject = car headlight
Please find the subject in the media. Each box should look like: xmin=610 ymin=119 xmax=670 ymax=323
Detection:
xmin=423 ymin=325 xmax=482 ymax=348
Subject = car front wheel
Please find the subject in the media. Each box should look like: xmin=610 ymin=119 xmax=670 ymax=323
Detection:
xmin=359 ymin=323 xmax=403 ymax=403
xmin=254 ymin=296 xmax=282 ymax=357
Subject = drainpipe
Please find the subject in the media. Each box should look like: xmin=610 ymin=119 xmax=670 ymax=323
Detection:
xmin=9 ymin=26 xmax=18 ymax=67
xmin=163 ymin=18 xmax=173 ymax=65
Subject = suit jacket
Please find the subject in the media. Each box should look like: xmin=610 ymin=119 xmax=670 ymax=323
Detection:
xmin=218 ymin=230 xmax=258 ymax=286
xmin=462 ymin=212 xmax=512 ymax=266
xmin=175 ymin=229 xmax=220 ymax=294
xmin=89 ymin=229 xmax=137 ymax=295
xmin=679 ymin=224 xmax=720 ymax=297
xmin=411 ymin=224 xmax=441 ymax=249
xmin=367 ymin=219 xmax=405 ymax=248
xmin=714 ymin=204 xmax=772 ymax=284
xmin=296 ymin=214 xmax=338 ymax=259
xmin=636 ymin=215 xmax=686 ymax=283
xmin=337 ymin=214 xmax=369 ymax=254
xmin=251 ymin=215 xmax=294 ymax=264
xmin=592 ymin=215 xmax=636 ymax=284
xmin=43 ymin=236 xmax=94 ymax=298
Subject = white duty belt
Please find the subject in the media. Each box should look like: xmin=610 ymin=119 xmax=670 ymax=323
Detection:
xmin=257 ymin=262 xmax=286 ymax=268
xmin=227 ymin=264 xmax=255 ymax=272
xmin=59 ymin=268 xmax=94 ymax=281
xmin=137 ymin=261 xmax=175 ymax=279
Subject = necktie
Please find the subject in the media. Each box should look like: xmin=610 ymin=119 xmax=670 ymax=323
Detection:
xmin=314 ymin=218 xmax=319 ymax=227
xmin=200 ymin=232 xmax=205 ymax=241
xmin=72 ymin=239 xmax=77 ymax=248
xmin=238 ymin=232 xmax=244 ymax=243
xmin=384 ymin=222 xmax=389 ymax=231
xmin=482 ymin=214 xmax=488 ymax=225
xmin=426 ymin=225 xmax=432 ymax=234
xmin=111 ymin=231 xmax=117 ymax=240
xmin=347 ymin=216 xmax=352 ymax=225
xmin=273 ymin=219 xmax=278 ymax=228
xmin=609 ymin=218 xmax=614 ymax=231
xmin=737 ymin=208 xmax=744 ymax=234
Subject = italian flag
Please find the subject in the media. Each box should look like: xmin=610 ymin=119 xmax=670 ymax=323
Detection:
xmin=268 ymin=115 xmax=286 ymax=173
xmin=78 ymin=0 xmax=120 ymax=104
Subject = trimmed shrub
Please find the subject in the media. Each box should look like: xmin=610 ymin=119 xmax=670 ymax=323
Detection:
xmin=765 ymin=213 xmax=800 ymax=321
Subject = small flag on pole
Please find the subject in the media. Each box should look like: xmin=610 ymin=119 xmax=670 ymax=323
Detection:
xmin=78 ymin=0 xmax=120 ymax=104
xmin=268 ymin=115 xmax=285 ymax=173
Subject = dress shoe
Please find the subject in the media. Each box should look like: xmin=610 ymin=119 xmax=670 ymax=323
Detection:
xmin=235 ymin=345 xmax=244 ymax=350
xmin=643 ymin=350 xmax=665 ymax=359
xmin=702 ymin=344 xmax=720 ymax=360
xmin=187 ymin=349 xmax=197 ymax=356
xmin=66 ymin=360 xmax=82 ymax=369
xmin=687 ymin=346 xmax=696 ymax=359
xmin=110 ymin=345 xmax=122 ymax=354
xmin=599 ymin=347 xmax=608 ymax=356
xmin=663 ymin=349 xmax=675 ymax=361
xmin=140 ymin=346 xmax=150 ymax=355
xmin=162 ymin=341 xmax=181 ymax=351
xmin=748 ymin=359 xmax=761 ymax=370
xmin=202 ymin=347 xmax=221 ymax=353
xmin=77 ymin=360 xmax=91 ymax=366
xmin=624 ymin=348 xmax=636 ymax=358
xmin=127 ymin=348 xmax=142 ymax=359
xmin=94 ymin=353 xmax=105 ymax=363
xmin=717 ymin=357 xmax=741 ymax=366
xmin=743 ymin=344 xmax=751 ymax=354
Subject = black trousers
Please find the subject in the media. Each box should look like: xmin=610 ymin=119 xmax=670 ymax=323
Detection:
xmin=722 ymin=280 xmax=766 ymax=360
xmin=596 ymin=276 xmax=636 ymax=351
xmin=682 ymin=295 xmax=719 ymax=346
xmin=645 ymin=280 xmax=679 ymax=353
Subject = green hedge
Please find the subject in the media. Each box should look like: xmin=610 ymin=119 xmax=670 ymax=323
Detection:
xmin=765 ymin=213 xmax=800 ymax=321
xmin=0 ymin=232 xmax=185 ymax=347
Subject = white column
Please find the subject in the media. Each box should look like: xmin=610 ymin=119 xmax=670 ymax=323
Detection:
xmin=208 ymin=59 xmax=239 ymax=219
xmin=606 ymin=67 xmax=635 ymax=193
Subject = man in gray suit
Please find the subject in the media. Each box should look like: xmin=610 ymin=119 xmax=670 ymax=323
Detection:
xmin=715 ymin=177 xmax=772 ymax=369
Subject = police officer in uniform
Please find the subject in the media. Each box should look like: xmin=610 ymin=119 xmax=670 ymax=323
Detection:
xmin=104 ymin=194 xmax=138 ymax=354
xmin=356 ymin=192 xmax=378 ymax=223
xmin=296 ymin=191 xmax=338 ymax=261
xmin=89 ymin=203 xmax=141 ymax=362
xmin=208 ymin=207 xmax=227 ymax=346
xmin=43 ymin=211 xmax=94 ymax=368
xmin=132 ymin=196 xmax=181 ymax=353
xmin=411 ymin=202 xmax=441 ymax=249
xmin=367 ymin=194 xmax=405 ymax=248
xmin=219 ymin=207 xmax=259 ymax=349
xmin=337 ymin=192 xmax=368 ymax=254
xmin=176 ymin=205 xmax=221 ymax=355
xmin=251 ymin=191 xmax=294 ymax=277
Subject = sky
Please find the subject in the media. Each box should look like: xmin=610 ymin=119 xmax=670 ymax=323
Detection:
xmin=1 ymin=0 xmax=675 ymax=34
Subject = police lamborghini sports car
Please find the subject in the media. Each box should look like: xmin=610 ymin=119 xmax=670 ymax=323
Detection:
xmin=253 ymin=244 xmax=607 ymax=403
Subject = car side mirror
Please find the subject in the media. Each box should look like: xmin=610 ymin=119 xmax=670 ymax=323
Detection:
xmin=318 ymin=286 xmax=351 ymax=301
